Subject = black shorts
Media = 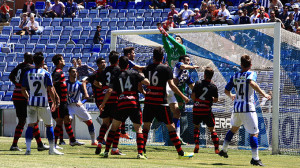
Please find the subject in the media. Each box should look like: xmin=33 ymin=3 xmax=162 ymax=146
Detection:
xmin=143 ymin=104 xmax=173 ymax=125
xmin=13 ymin=100 xmax=27 ymax=119
xmin=114 ymin=108 xmax=142 ymax=125
xmin=100 ymin=103 xmax=117 ymax=119
xmin=51 ymin=102 xmax=69 ymax=119
xmin=193 ymin=112 xmax=215 ymax=127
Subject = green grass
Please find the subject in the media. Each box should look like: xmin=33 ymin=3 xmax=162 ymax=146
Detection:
xmin=0 ymin=137 xmax=299 ymax=168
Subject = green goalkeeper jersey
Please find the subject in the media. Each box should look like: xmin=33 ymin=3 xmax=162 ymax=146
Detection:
xmin=162 ymin=35 xmax=186 ymax=69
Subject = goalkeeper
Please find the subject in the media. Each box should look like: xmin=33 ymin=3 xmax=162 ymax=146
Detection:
xmin=158 ymin=24 xmax=199 ymax=144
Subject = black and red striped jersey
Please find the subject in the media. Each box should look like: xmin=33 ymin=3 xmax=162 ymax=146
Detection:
xmin=143 ymin=63 xmax=173 ymax=105
xmin=9 ymin=62 xmax=34 ymax=101
xmin=87 ymin=69 xmax=103 ymax=104
xmin=111 ymin=69 xmax=144 ymax=110
xmin=52 ymin=68 xmax=67 ymax=102
xmin=96 ymin=65 xmax=120 ymax=104
xmin=192 ymin=80 xmax=218 ymax=115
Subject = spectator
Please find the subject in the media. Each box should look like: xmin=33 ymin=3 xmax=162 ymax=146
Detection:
xmin=93 ymin=25 xmax=104 ymax=45
xmin=178 ymin=3 xmax=194 ymax=24
xmin=14 ymin=13 xmax=28 ymax=35
xmin=254 ymin=11 xmax=270 ymax=23
xmin=72 ymin=58 xmax=78 ymax=68
xmin=209 ymin=0 xmax=221 ymax=9
xmin=269 ymin=0 xmax=283 ymax=12
xmin=23 ymin=0 xmax=36 ymax=15
xmin=240 ymin=9 xmax=251 ymax=24
xmin=294 ymin=21 xmax=299 ymax=32
xmin=149 ymin=0 xmax=167 ymax=9
xmin=257 ymin=6 xmax=269 ymax=18
xmin=65 ymin=0 xmax=78 ymax=18
xmin=43 ymin=0 xmax=53 ymax=17
xmin=0 ymin=0 xmax=10 ymax=23
xmin=259 ymin=0 xmax=270 ymax=13
xmin=74 ymin=0 xmax=85 ymax=10
xmin=279 ymin=6 xmax=289 ymax=23
xmin=188 ymin=8 xmax=203 ymax=25
xmin=216 ymin=2 xmax=232 ymax=24
xmin=206 ymin=4 xmax=219 ymax=24
xmin=50 ymin=0 xmax=65 ymax=18
xmin=284 ymin=13 xmax=295 ymax=30
xmin=238 ymin=0 xmax=256 ymax=15
xmin=233 ymin=10 xmax=243 ymax=24
xmin=199 ymin=2 xmax=209 ymax=19
xmin=292 ymin=4 xmax=300 ymax=22
xmin=273 ymin=6 xmax=280 ymax=18
xmin=95 ymin=0 xmax=106 ymax=9
xmin=269 ymin=10 xmax=285 ymax=28
xmin=163 ymin=15 xmax=176 ymax=30
xmin=76 ymin=58 xmax=95 ymax=81
xmin=168 ymin=4 xmax=179 ymax=23
xmin=296 ymin=27 xmax=300 ymax=34
xmin=24 ymin=14 xmax=41 ymax=35
xmin=250 ymin=6 xmax=259 ymax=23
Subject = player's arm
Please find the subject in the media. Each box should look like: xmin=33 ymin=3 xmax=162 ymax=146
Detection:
xmin=21 ymin=86 xmax=29 ymax=100
xmin=168 ymin=79 xmax=189 ymax=103
xmin=52 ymin=87 xmax=60 ymax=106
xmin=81 ymin=80 xmax=90 ymax=99
xmin=167 ymin=35 xmax=186 ymax=55
xmin=132 ymin=64 xmax=146 ymax=72
xmin=188 ymin=83 xmax=195 ymax=90
xmin=224 ymin=76 xmax=236 ymax=101
xmin=99 ymin=88 xmax=112 ymax=111
xmin=48 ymin=86 xmax=57 ymax=112
xmin=191 ymin=92 xmax=196 ymax=101
xmin=9 ymin=68 xmax=17 ymax=84
xmin=87 ymin=65 xmax=95 ymax=72
xmin=249 ymin=80 xmax=271 ymax=100
xmin=21 ymin=71 xmax=29 ymax=100
xmin=180 ymin=64 xmax=200 ymax=70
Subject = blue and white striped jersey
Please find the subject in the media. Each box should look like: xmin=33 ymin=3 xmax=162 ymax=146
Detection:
xmin=66 ymin=80 xmax=84 ymax=104
xmin=260 ymin=0 xmax=269 ymax=8
xmin=294 ymin=11 xmax=300 ymax=22
xmin=22 ymin=68 xmax=53 ymax=107
xmin=254 ymin=17 xmax=269 ymax=23
xmin=225 ymin=71 xmax=257 ymax=113
xmin=173 ymin=62 xmax=194 ymax=87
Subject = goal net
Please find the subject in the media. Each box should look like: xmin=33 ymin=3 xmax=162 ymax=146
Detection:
xmin=110 ymin=23 xmax=300 ymax=155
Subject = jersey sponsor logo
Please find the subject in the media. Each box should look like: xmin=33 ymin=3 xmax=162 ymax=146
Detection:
xmin=119 ymin=94 xmax=136 ymax=100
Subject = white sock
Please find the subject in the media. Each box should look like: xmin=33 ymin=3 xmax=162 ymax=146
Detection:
xmin=252 ymin=148 xmax=259 ymax=160
xmin=26 ymin=139 xmax=32 ymax=151
xmin=176 ymin=127 xmax=180 ymax=138
xmin=90 ymin=132 xmax=96 ymax=143
xmin=112 ymin=148 xmax=118 ymax=151
xmin=49 ymin=140 xmax=54 ymax=152
xmin=222 ymin=140 xmax=230 ymax=152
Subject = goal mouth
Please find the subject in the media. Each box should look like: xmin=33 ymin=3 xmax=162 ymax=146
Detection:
xmin=111 ymin=23 xmax=300 ymax=155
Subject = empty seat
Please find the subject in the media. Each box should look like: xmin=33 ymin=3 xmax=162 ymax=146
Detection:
xmin=91 ymin=18 xmax=102 ymax=27
xmin=41 ymin=18 xmax=52 ymax=27
xmin=34 ymin=44 xmax=46 ymax=53
xmin=50 ymin=35 xmax=60 ymax=44
xmin=6 ymin=53 xmax=16 ymax=62
xmin=72 ymin=18 xmax=82 ymax=27
xmin=39 ymin=35 xmax=50 ymax=44
xmin=58 ymin=35 xmax=70 ymax=44
xmin=51 ymin=18 xmax=62 ymax=26
xmin=73 ymin=44 xmax=83 ymax=53
xmin=53 ymin=26 xmax=63 ymax=36
xmin=72 ymin=27 xmax=83 ymax=36
xmin=79 ymin=9 xmax=89 ymax=18
xmin=55 ymin=44 xmax=65 ymax=53
xmin=62 ymin=26 xmax=73 ymax=36
xmin=20 ymin=35 xmax=29 ymax=44
xmin=83 ymin=44 xmax=92 ymax=53
xmin=108 ymin=21 xmax=117 ymax=27
xmin=82 ymin=26 xmax=92 ymax=36
xmin=61 ymin=18 xmax=72 ymax=27
xmin=82 ymin=18 xmax=92 ymax=27
xmin=35 ymin=1 xmax=45 ymax=9
xmin=89 ymin=9 xmax=99 ymax=18
xmin=0 ymin=35 xmax=9 ymax=43
xmin=30 ymin=35 xmax=40 ymax=43
xmin=10 ymin=35 xmax=21 ymax=43
xmin=45 ymin=43 xmax=56 ymax=53
xmin=14 ymin=44 xmax=25 ymax=53
xmin=125 ymin=21 xmax=134 ymax=27
xmin=2 ymin=26 xmax=13 ymax=35
xmin=71 ymin=35 xmax=80 ymax=44
xmin=78 ymin=35 xmax=88 ymax=44
xmin=87 ymin=2 xmax=96 ymax=9
xmin=25 ymin=43 xmax=35 ymax=53
xmin=117 ymin=12 xmax=125 ymax=18
xmin=10 ymin=17 xmax=21 ymax=27
xmin=43 ymin=26 xmax=54 ymax=35
xmin=93 ymin=44 xmax=102 ymax=53
xmin=65 ymin=44 xmax=75 ymax=53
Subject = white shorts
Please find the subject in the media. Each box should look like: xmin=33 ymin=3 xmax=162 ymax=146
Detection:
xmin=166 ymin=83 xmax=177 ymax=104
xmin=27 ymin=106 xmax=53 ymax=125
xmin=231 ymin=112 xmax=259 ymax=134
xmin=68 ymin=103 xmax=92 ymax=121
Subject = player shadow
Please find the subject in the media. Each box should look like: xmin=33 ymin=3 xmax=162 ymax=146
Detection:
xmin=197 ymin=162 xmax=247 ymax=167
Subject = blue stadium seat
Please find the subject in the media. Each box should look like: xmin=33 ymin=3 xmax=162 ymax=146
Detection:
xmin=12 ymin=26 xmax=22 ymax=34
xmin=55 ymin=44 xmax=65 ymax=53
xmin=53 ymin=26 xmax=63 ymax=36
xmin=45 ymin=43 xmax=56 ymax=53
xmin=25 ymin=43 xmax=34 ymax=53
xmin=59 ymin=35 xmax=70 ymax=44
xmin=82 ymin=18 xmax=92 ymax=27
xmin=73 ymin=44 xmax=83 ymax=53
xmin=71 ymin=35 xmax=80 ymax=44
xmin=79 ymin=9 xmax=89 ymax=18
xmin=117 ymin=21 xmax=126 ymax=27
xmin=100 ymin=21 xmax=108 ymax=27
xmin=19 ymin=35 xmax=29 ymax=44
xmin=2 ymin=26 xmax=13 ymax=35
xmin=64 ymin=44 xmax=74 ymax=53
xmin=35 ymin=17 xmax=43 ymax=25
xmin=50 ymin=35 xmax=60 ymax=44
xmin=14 ymin=44 xmax=25 ymax=53
xmin=102 ymin=18 xmax=110 ymax=22
xmin=118 ymin=26 xmax=127 ymax=30
xmin=0 ymin=35 xmax=9 ymax=43
xmin=72 ymin=27 xmax=83 ymax=36
xmin=62 ymin=26 xmax=73 ymax=35
xmin=107 ymin=2 xmax=116 ymax=8
xmin=61 ymin=18 xmax=72 ymax=27
xmin=125 ymin=12 xmax=135 ymax=18
xmin=72 ymin=18 xmax=82 ymax=27
xmin=87 ymin=2 xmax=96 ymax=9
xmin=92 ymin=44 xmax=101 ymax=53
xmin=86 ymin=37 xmax=94 ymax=44
xmin=30 ymin=35 xmax=40 ymax=43
xmin=43 ymin=26 xmax=54 ymax=35
xmin=35 ymin=1 xmax=45 ymax=9
xmin=117 ymin=1 xmax=126 ymax=9
xmin=127 ymin=26 xmax=135 ymax=30
xmin=161 ymin=12 xmax=168 ymax=18
xmin=83 ymin=44 xmax=92 ymax=53
xmin=99 ymin=12 xmax=108 ymax=18
xmin=117 ymin=12 xmax=125 ymax=18
xmin=125 ymin=21 xmax=134 ymax=27
xmin=89 ymin=9 xmax=99 ymax=18
xmin=10 ymin=35 xmax=20 ymax=43
xmin=136 ymin=26 xmax=143 ymax=29
xmin=108 ymin=21 xmax=117 ymax=27
xmin=42 ymin=18 xmax=52 ymax=27
xmin=15 ymin=9 xmax=23 ymax=17
xmin=134 ymin=21 xmax=143 ymax=27
xmin=39 ymin=35 xmax=50 ymax=44
xmin=10 ymin=17 xmax=21 ymax=27
xmin=34 ymin=44 xmax=46 ymax=53
xmin=73 ymin=53 xmax=82 ymax=59
xmin=153 ymin=12 xmax=161 ymax=18
xmin=3 ymin=91 xmax=13 ymax=101
xmin=0 ymin=62 xmax=6 ymax=72
xmin=119 ymin=18 xmax=127 ymax=22
xmin=108 ymin=12 xmax=117 ymax=18
xmin=51 ymin=18 xmax=62 ymax=26
xmin=6 ymin=53 xmax=16 ymax=62
xmin=143 ymin=12 xmax=152 ymax=17
xmin=91 ymin=18 xmax=101 ymax=27
xmin=82 ymin=26 xmax=92 ymax=36
xmin=128 ymin=17 xmax=136 ymax=22
xmin=143 ymin=21 xmax=152 ymax=26
xmin=78 ymin=35 xmax=88 ymax=44
xmin=45 ymin=54 xmax=54 ymax=62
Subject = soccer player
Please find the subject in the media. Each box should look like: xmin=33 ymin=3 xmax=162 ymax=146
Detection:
xmin=21 ymin=52 xmax=63 ymax=155
xmin=191 ymin=67 xmax=220 ymax=154
xmin=99 ymin=56 xmax=150 ymax=159
xmin=66 ymin=67 xmax=96 ymax=145
xmin=142 ymin=47 xmax=194 ymax=159
xmin=95 ymin=51 xmax=125 ymax=155
xmin=123 ymin=47 xmax=145 ymax=71
xmin=219 ymin=55 xmax=271 ymax=166
xmin=9 ymin=52 xmax=48 ymax=151
xmin=52 ymin=54 xmax=84 ymax=147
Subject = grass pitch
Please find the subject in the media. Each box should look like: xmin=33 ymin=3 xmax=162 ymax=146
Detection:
xmin=0 ymin=137 xmax=299 ymax=168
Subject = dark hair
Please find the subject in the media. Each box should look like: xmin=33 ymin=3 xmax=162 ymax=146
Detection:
xmin=109 ymin=51 xmax=119 ymax=64
xmin=241 ymin=55 xmax=251 ymax=68
xmin=68 ymin=67 xmax=76 ymax=73
xmin=119 ymin=56 xmax=129 ymax=69
xmin=24 ymin=52 xmax=33 ymax=63
xmin=97 ymin=25 xmax=102 ymax=29
xmin=153 ymin=47 xmax=164 ymax=62
xmin=175 ymin=35 xmax=183 ymax=44
xmin=33 ymin=52 xmax=44 ymax=66
xmin=76 ymin=58 xmax=81 ymax=61
xmin=204 ymin=67 xmax=214 ymax=80
xmin=179 ymin=55 xmax=189 ymax=62
xmin=123 ymin=47 xmax=134 ymax=56
xmin=96 ymin=57 xmax=105 ymax=65
xmin=52 ymin=54 xmax=63 ymax=65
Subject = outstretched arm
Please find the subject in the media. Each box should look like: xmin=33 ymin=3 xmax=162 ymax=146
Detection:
xmin=249 ymin=80 xmax=271 ymax=100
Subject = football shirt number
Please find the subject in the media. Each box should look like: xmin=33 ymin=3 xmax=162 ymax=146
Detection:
xmin=15 ymin=69 xmax=22 ymax=83
xmin=237 ymin=84 xmax=244 ymax=99
xmin=199 ymin=87 xmax=208 ymax=100
xmin=106 ymin=72 xmax=111 ymax=85
xmin=119 ymin=76 xmax=132 ymax=92
xmin=148 ymin=71 xmax=158 ymax=86
xmin=33 ymin=81 xmax=42 ymax=96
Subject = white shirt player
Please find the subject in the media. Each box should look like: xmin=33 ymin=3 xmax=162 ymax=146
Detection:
xmin=66 ymin=80 xmax=85 ymax=104
xmin=22 ymin=68 xmax=53 ymax=107
xmin=225 ymin=71 xmax=257 ymax=113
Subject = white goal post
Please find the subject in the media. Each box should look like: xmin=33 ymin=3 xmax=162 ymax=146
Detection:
xmin=110 ymin=23 xmax=281 ymax=154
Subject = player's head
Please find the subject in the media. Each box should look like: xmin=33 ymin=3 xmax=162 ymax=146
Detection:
xmin=179 ymin=55 xmax=190 ymax=64
xmin=175 ymin=35 xmax=183 ymax=44
xmin=43 ymin=64 xmax=48 ymax=71
xmin=119 ymin=56 xmax=129 ymax=70
xmin=68 ymin=67 xmax=77 ymax=79
xmin=241 ymin=55 xmax=251 ymax=69
xmin=109 ymin=51 xmax=119 ymax=65
xmin=33 ymin=52 xmax=44 ymax=67
xmin=204 ymin=67 xmax=214 ymax=80
xmin=52 ymin=54 xmax=65 ymax=67
xmin=96 ymin=57 xmax=106 ymax=70
xmin=24 ymin=52 xmax=33 ymax=64
xmin=123 ymin=47 xmax=135 ymax=61
xmin=97 ymin=25 xmax=102 ymax=30
xmin=153 ymin=47 xmax=164 ymax=63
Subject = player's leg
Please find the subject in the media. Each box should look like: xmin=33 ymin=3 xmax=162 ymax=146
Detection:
xmin=193 ymin=114 xmax=201 ymax=153
xmin=33 ymin=121 xmax=49 ymax=151
xmin=51 ymin=102 xmax=64 ymax=148
xmin=131 ymin=109 xmax=146 ymax=159
xmin=10 ymin=100 xmax=27 ymax=151
xmin=24 ymin=106 xmax=37 ymax=155
xmin=95 ymin=117 xmax=111 ymax=154
xmin=59 ymin=126 xmax=65 ymax=145
xmin=101 ymin=119 xmax=121 ymax=158
xmin=111 ymin=107 xmax=126 ymax=156
xmin=206 ymin=113 xmax=220 ymax=154
xmin=142 ymin=104 xmax=155 ymax=155
xmin=76 ymin=104 xmax=96 ymax=145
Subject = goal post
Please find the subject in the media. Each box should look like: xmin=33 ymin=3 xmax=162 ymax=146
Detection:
xmin=110 ymin=23 xmax=282 ymax=154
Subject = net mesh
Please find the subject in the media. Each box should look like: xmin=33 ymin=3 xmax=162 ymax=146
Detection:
xmin=112 ymin=26 xmax=300 ymax=155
